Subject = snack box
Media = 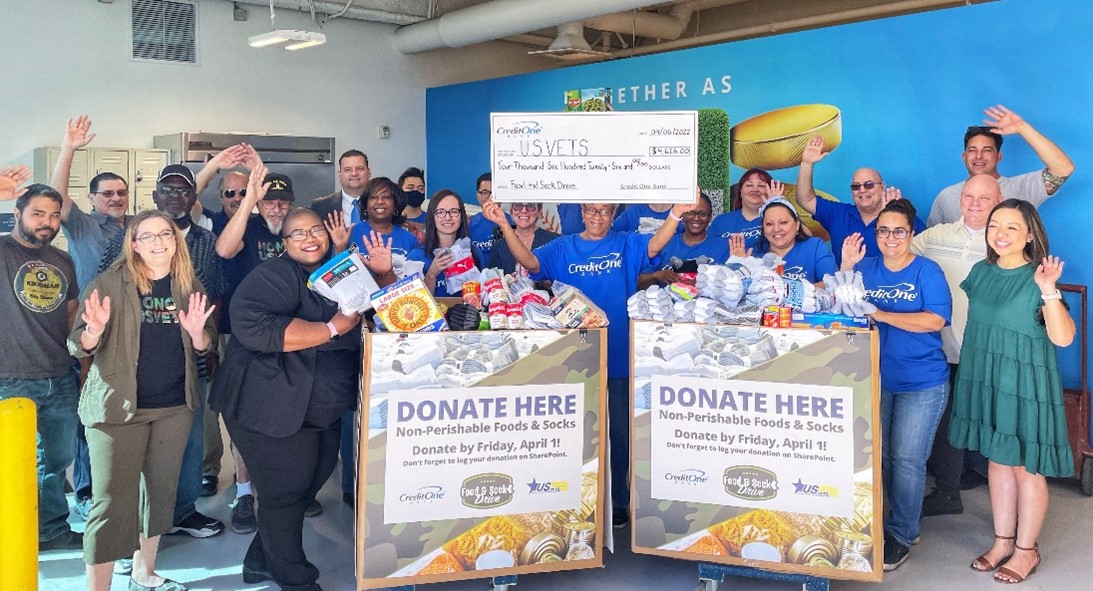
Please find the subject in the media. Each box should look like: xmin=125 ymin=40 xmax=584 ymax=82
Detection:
xmin=790 ymin=311 xmax=870 ymax=330
xmin=370 ymin=274 xmax=448 ymax=332
xmin=564 ymin=89 xmax=582 ymax=112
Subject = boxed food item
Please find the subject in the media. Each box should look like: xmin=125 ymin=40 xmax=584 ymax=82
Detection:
xmin=790 ymin=311 xmax=870 ymax=329
xmin=370 ymin=274 xmax=448 ymax=332
xmin=551 ymin=285 xmax=609 ymax=329
xmin=564 ymin=89 xmax=582 ymax=112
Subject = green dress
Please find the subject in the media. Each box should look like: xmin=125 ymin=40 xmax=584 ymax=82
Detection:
xmin=948 ymin=260 xmax=1074 ymax=477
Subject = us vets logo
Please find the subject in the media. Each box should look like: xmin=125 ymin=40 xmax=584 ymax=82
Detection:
xmin=14 ymin=261 xmax=68 ymax=313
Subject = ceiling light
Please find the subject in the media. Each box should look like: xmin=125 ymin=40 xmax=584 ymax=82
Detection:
xmin=248 ymin=29 xmax=294 ymax=47
xmin=285 ymin=32 xmax=326 ymax=51
xmin=248 ymin=1 xmax=326 ymax=50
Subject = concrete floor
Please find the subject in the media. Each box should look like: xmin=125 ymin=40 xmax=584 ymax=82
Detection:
xmin=40 ymin=467 xmax=1093 ymax=591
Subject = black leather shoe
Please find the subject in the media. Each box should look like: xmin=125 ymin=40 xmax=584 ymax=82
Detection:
xmin=242 ymin=563 xmax=274 ymax=584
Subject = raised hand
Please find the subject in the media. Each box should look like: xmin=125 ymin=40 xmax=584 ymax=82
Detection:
xmin=325 ymin=211 xmax=350 ymax=252
xmin=670 ymin=187 xmax=702 ymax=219
xmin=983 ymin=104 xmax=1027 ymax=136
xmin=359 ymin=231 xmax=393 ymax=276
xmin=81 ymin=289 xmax=112 ymax=336
xmin=63 ymin=115 xmax=96 ymax=150
xmin=178 ymin=292 xmax=215 ymax=352
xmin=768 ymin=179 xmax=785 ymax=198
xmin=239 ymin=144 xmax=264 ymax=170
xmin=207 ymin=144 xmax=248 ymax=170
xmin=244 ymin=163 xmax=270 ymax=205
xmin=0 ymin=165 xmax=32 ymax=201
xmin=1034 ymin=256 xmax=1065 ymax=292
xmin=883 ymin=186 xmax=902 ymax=206
xmin=482 ymin=200 xmax=508 ymax=226
xmin=729 ymin=233 xmax=752 ymax=258
xmin=801 ymin=136 xmax=829 ymax=165
xmin=841 ymin=233 xmax=867 ymax=270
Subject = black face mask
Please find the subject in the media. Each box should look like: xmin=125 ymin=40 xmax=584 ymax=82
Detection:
xmin=405 ymin=190 xmax=426 ymax=208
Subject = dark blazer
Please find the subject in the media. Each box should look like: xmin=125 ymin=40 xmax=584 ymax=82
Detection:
xmin=309 ymin=191 xmax=343 ymax=222
xmin=209 ymin=255 xmax=361 ymax=437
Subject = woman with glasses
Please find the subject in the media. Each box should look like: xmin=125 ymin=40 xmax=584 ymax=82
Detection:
xmin=71 ymin=210 xmax=217 ymax=591
xmin=638 ymin=192 xmax=728 ymax=288
xmin=413 ymin=189 xmax=482 ymax=297
xmin=482 ymin=195 xmax=697 ymax=529
xmin=709 ymin=168 xmax=783 ymax=252
xmin=841 ymin=199 xmax=952 ymax=572
xmin=210 ymin=197 xmax=395 ymax=590
xmin=948 ymin=200 xmax=1074 ymax=584
xmin=728 ymin=197 xmax=835 ymax=286
xmin=486 ymin=201 xmax=558 ymax=275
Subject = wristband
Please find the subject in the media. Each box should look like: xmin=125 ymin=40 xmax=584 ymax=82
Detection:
xmin=326 ymin=321 xmax=339 ymax=341
xmin=669 ymin=211 xmax=683 ymax=222
xmin=84 ymin=326 xmax=103 ymax=338
xmin=1041 ymin=289 xmax=1062 ymax=301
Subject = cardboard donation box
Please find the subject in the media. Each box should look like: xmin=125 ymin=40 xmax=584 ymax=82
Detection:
xmin=356 ymin=329 xmax=607 ymax=589
xmin=629 ymin=321 xmax=882 ymax=582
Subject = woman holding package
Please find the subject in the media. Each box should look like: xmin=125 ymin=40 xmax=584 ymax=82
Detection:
xmin=412 ymin=189 xmax=483 ymax=297
xmin=210 ymin=167 xmax=396 ymax=591
xmin=729 ymin=197 xmax=835 ymax=286
xmin=482 ymin=195 xmax=696 ymax=529
xmin=638 ymin=191 xmax=728 ymax=289
xmin=949 ymin=199 xmax=1074 ymax=584
xmin=71 ymin=210 xmax=216 ymax=591
xmin=840 ymin=199 xmax=951 ymax=572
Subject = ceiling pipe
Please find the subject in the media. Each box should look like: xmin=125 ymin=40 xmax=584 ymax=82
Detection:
xmin=583 ymin=0 xmax=747 ymax=41
xmin=232 ymin=0 xmax=427 ymax=27
xmin=392 ymin=0 xmax=666 ymax=53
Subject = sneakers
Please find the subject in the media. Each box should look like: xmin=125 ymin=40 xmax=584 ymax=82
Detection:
xmin=114 ymin=557 xmax=133 ymax=575
xmin=231 ymin=494 xmax=258 ymax=534
xmin=75 ymin=497 xmax=93 ymax=520
xmin=168 ymin=511 xmax=225 ymax=538
xmin=304 ymin=499 xmax=323 ymax=518
xmin=611 ymin=506 xmax=629 ymax=530
xmin=883 ymin=533 xmax=911 ymax=571
xmin=39 ymin=529 xmax=83 ymax=551
xmin=200 ymin=475 xmax=218 ymax=497
xmin=922 ymin=489 xmax=964 ymax=517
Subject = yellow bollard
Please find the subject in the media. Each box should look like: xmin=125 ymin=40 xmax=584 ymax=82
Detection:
xmin=0 ymin=397 xmax=39 ymax=590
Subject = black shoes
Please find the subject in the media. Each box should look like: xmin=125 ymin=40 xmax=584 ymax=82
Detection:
xmin=343 ymin=492 xmax=354 ymax=506
xmin=200 ymin=476 xmax=217 ymax=497
xmin=612 ymin=506 xmax=629 ymax=530
xmin=39 ymin=529 xmax=83 ymax=551
xmin=304 ymin=498 xmax=323 ymax=518
xmin=231 ymin=494 xmax=258 ymax=534
xmin=883 ymin=533 xmax=911 ymax=571
xmin=922 ymin=489 xmax=964 ymax=516
xmin=168 ymin=511 xmax=225 ymax=538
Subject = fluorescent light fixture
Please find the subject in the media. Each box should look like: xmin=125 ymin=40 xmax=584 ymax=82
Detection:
xmin=285 ymin=32 xmax=326 ymax=51
xmin=249 ymin=30 xmax=325 ymax=50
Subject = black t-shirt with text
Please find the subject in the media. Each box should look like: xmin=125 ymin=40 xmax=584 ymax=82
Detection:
xmin=136 ymin=277 xmax=186 ymax=408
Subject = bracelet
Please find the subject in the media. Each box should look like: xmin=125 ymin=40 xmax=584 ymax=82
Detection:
xmin=668 ymin=211 xmax=683 ymax=222
xmin=84 ymin=326 xmax=103 ymax=338
xmin=326 ymin=321 xmax=339 ymax=341
xmin=1041 ymin=289 xmax=1062 ymax=301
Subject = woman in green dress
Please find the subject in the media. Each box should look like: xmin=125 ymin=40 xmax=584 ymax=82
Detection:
xmin=948 ymin=199 xmax=1075 ymax=584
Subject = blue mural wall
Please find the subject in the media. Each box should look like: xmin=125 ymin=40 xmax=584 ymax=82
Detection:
xmin=426 ymin=0 xmax=1093 ymax=389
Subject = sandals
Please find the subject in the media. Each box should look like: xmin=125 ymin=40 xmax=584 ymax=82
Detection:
xmin=970 ymin=534 xmax=1015 ymax=572
xmin=995 ymin=543 xmax=1040 ymax=584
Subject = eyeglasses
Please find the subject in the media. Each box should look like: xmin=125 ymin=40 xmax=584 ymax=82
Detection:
xmin=223 ymin=189 xmax=247 ymax=199
xmin=511 ymin=203 xmax=539 ymax=212
xmin=93 ymin=189 xmax=129 ymax=198
xmin=682 ymin=211 xmax=710 ymax=220
xmin=582 ymin=207 xmax=615 ymax=218
xmin=875 ymin=227 xmax=910 ymax=239
xmin=849 ymin=181 xmax=881 ymax=191
xmin=286 ymin=225 xmax=328 ymax=241
xmin=477 ymin=189 xmax=492 ymax=197
xmin=435 ymin=208 xmax=462 ymax=219
xmin=156 ymin=185 xmax=194 ymax=198
xmin=135 ymin=230 xmax=176 ymax=244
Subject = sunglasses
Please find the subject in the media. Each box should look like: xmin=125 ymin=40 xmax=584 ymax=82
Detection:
xmin=93 ymin=189 xmax=129 ymax=199
xmin=849 ymin=180 xmax=881 ymax=191
xmin=156 ymin=185 xmax=195 ymax=198
xmin=223 ymin=189 xmax=247 ymax=199
xmin=511 ymin=203 xmax=539 ymax=212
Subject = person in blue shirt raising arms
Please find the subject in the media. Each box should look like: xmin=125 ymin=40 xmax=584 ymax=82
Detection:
xmin=708 ymin=168 xmax=784 ymax=253
xmin=637 ymin=191 xmax=728 ymax=289
xmin=729 ymin=197 xmax=835 ymax=286
xmin=482 ymin=194 xmax=698 ymax=530
xmin=840 ymin=198 xmax=952 ymax=572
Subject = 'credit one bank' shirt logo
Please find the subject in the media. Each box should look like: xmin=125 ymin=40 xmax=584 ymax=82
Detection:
xmin=866 ymin=282 xmax=918 ymax=303
xmin=568 ymin=253 xmax=623 ymax=275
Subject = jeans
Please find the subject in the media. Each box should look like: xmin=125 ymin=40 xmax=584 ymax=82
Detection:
xmin=74 ymin=425 xmax=93 ymax=502
xmin=0 ymin=371 xmax=80 ymax=542
xmin=881 ymin=381 xmax=948 ymax=546
xmin=607 ymin=378 xmax=630 ymax=510
xmin=173 ymin=377 xmax=207 ymax=524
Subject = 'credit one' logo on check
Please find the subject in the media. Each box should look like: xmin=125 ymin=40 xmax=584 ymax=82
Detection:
xmin=496 ymin=121 xmax=542 ymax=135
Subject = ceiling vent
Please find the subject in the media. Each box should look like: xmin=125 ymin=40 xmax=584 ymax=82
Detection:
xmin=132 ymin=0 xmax=198 ymax=64
xmin=527 ymin=22 xmax=610 ymax=62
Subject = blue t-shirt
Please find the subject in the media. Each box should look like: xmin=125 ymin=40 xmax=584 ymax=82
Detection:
xmin=814 ymin=199 xmax=926 ymax=266
xmin=611 ymin=204 xmax=682 ymax=235
xmin=857 ymin=255 xmax=952 ymax=392
xmin=406 ymin=211 xmax=427 ymax=224
xmin=709 ymin=210 xmax=762 ymax=252
xmin=642 ymin=233 xmax=730 ymax=273
xmin=349 ymin=221 xmax=422 ymax=261
xmin=468 ymin=212 xmax=511 ymax=264
xmin=531 ymin=231 xmax=653 ymax=378
xmin=410 ymin=243 xmax=485 ymax=298
xmin=758 ymin=237 xmax=836 ymax=284
xmin=556 ymin=204 xmax=585 ymax=235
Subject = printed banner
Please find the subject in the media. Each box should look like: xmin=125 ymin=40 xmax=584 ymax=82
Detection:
xmin=490 ymin=111 xmax=698 ymax=204
xmin=357 ymin=330 xmax=606 ymax=589
xmin=631 ymin=321 xmax=881 ymax=582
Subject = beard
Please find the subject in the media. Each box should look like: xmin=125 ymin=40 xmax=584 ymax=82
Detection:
xmin=19 ymin=224 xmax=57 ymax=247
xmin=266 ymin=219 xmax=283 ymax=236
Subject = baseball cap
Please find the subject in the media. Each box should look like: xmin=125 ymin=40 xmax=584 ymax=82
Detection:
xmin=264 ymin=173 xmax=295 ymax=202
xmin=157 ymin=164 xmax=196 ymax=187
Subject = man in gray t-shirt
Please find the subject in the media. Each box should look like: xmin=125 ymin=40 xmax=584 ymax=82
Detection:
xmin=927 ymin=105 xmax=1074 ymax=226
xmin=0 ymin=183 xmax=83 ymax=550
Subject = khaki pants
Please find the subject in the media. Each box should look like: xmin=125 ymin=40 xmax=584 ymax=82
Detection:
xmin=83 ymin=405 xmax=192 ymax=565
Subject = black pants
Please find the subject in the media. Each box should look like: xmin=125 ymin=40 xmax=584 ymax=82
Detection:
xmin=226 ymin=417 xmax=341 ymax=591
xmin=926 ymin=364 xmax=963 ymax=495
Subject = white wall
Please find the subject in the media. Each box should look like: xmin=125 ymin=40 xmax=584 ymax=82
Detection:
xmin=0 ymin=0 xmax=550 ymax=189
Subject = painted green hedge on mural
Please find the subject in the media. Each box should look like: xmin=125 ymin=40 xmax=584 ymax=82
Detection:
xmin=697 ymin=108 xmax=730 ymax=192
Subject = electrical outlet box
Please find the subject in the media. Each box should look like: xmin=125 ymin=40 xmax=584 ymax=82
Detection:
xmin=378 ymin=126 xmax=390 ymax=139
